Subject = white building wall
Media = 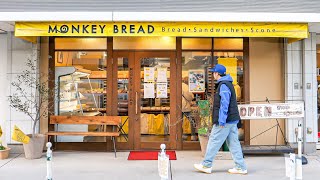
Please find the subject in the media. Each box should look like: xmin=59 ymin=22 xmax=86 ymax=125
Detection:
xmin=0 ymin=33 xmax=39 ymax=144
xmin=286 ymin=32 xmax=318 ymax=153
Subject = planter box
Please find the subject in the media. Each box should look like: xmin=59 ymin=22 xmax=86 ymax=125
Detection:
xmin=0 ymin=147 xmax=11 ymax=160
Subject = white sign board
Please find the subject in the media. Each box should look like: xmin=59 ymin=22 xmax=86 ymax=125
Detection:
xmin=158 ymin=154 xmax=169 ymax=179
xmin=238 ymin=103 xmax=304 ymax=120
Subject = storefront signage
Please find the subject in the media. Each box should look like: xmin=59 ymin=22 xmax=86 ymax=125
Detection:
xmin=238 ymin=103 xmax=304 ymax=120
xmin=15 ymin=22 xmax=308 ymax=38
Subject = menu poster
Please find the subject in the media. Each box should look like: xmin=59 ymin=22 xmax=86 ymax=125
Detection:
xmin=188 ymin=69 xmax=205 ymax=92
xmin=144 ymin=83 xmax=155 ymax=98
xmin=157 ymin=67 xmax=167 ymax=82
xmin=157 ymin=83 xmax=168 ymax=98
xmin=144 ymin=67 xmax=155 ymax=82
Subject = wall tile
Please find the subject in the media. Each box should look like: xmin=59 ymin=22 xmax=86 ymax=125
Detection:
xmin=311 ymin=32 xmax=317 ymax=51
xmin=292 ymin=41 xmax=302 ymax=51
xmin=12 ymin=37 xmax=33 ymax=51
xmin=303 ymin=37 xmax=312 ymax=51
xmin=312 ymin=50 xmax=317 ymax=74
xmin=312 ymin=74 xmax=317 ymax=97
xmin=11 ymin=50 xmax=33 ymax=74
xmin=292 ymin=74 xmax=302 ymax=97
xmin=304 ymin=51 xmax=313 ymax=72
xmin=5 ymin=121 xmax=11 ymax=144
xmin=286 ymin=43 xmax=292 ymax=51
xmin=286 ymin=74 xmax=293 ymax=97
xmin=286 ymin=51 xmax=293 ymax=74
xmin=304 ymin=74 xmax=313 ymax=96
xmin=292 ymin=51 xmax=302 ymax=73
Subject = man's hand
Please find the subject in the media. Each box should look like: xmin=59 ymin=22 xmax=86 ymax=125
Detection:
xmin=220 ymin=126 xmax=225 ymax=128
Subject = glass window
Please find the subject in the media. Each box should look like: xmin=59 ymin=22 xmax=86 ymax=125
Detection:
xmin=214 ymin=38 xmax=243 ymax=50
xmin=140 ymin=57 xmax=171 ymax=142
xmin=55 ymin=38 xmax=107 ymax=50
xmin=181 ymin=52 xmax=212 ymax=142
xmin=54 ymin=51 xmax=107 ymax=142
xmin=113 ymin=37 xmax=176 ymax=50
xmin=182 ymin=38 xmax=212 ymax=50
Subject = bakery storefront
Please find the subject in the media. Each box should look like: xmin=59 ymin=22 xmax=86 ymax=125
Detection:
xmin=15 ymin=22 xmax=308 ymax=151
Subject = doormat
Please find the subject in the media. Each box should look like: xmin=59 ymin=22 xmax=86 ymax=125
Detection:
xmin=127 ymin=151 xmax=177 ymax=160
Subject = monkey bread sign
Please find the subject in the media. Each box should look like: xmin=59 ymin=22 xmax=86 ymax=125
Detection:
xmin=238 ymin=103 xmax=304 ymax=120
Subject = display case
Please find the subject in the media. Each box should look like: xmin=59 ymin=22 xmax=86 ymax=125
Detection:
xmin=55 ymin=66 xmax=101 ymax=142
xmin=55 ymin=66 xmax=101 ymax=116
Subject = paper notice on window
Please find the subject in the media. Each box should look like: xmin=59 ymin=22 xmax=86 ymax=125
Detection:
xmin=189 ymin=69 xmax=205 ymax=92
xmin=144 ymin=67 xmax=155 ymax=82
xmin=157 ymin=67 xmax=167 ymax=82
xmin=157 ymin=83 xmax=168 ymax=98
xmin=144 ymin=83 xmax=155 ymax=98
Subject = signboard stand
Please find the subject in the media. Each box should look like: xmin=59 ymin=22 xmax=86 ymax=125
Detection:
xmin=240 ymin=98 xmax=305 ymax=155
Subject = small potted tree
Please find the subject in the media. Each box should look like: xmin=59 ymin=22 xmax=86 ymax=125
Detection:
xmin=9 ymin=55 xmax=55 ymax=159
xmin=197 ymin=100 xmax=212 ymax=157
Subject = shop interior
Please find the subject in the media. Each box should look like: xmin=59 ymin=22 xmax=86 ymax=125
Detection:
xmin=53 ymin=37 xmax=245 ymax=148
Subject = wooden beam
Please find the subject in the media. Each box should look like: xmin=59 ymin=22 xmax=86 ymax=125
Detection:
xmin=50 ymin=116 xmax=121 ymax=125
xmin=46 ymin=131 xmax=119 ymax=137
xmin=243 ymin=37 xmax=250 ymax=145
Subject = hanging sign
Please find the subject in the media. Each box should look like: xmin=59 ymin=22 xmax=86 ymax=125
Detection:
xmin=238 ymin=103 xmax=304 ymax=120
xmin=15 ymin=22 xmax=308 ymax=38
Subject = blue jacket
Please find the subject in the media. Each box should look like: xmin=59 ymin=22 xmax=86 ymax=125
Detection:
xmin=217 ymin=75 xmax=239 ymax=126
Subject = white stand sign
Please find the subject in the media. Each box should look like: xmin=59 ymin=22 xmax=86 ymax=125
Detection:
xmin=158 ymin=144 xmax=169 ymax=180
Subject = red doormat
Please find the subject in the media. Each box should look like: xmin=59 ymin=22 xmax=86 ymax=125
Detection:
xmin=128 ymin=151 xmax=177 ymax=160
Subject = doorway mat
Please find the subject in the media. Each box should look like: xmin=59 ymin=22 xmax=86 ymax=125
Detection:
xmin=127 ymin=151 xmax=177 ymax=160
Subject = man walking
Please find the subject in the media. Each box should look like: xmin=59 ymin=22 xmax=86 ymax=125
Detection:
xmin=194 ymin=64 xmax=247 ymax=174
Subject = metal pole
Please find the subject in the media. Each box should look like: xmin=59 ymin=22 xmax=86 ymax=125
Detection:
xmin=46 ymin=142 xmax=53 ymax=180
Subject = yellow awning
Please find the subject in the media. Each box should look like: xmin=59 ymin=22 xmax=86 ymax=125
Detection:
xmin=15 ymin=22 xmax=308 ymax=39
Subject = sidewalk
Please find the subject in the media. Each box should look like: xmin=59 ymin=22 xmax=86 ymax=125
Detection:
xmin=1 ymin=151 xmax=319 ymax=180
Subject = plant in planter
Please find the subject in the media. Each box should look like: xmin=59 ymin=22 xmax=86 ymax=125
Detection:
xmin=0 ymin=141 xmax=11 ymax=160
xmin=9 ymin=55 xmax=56 ymax=159
xmin=0 ymin=126 xmax=11 ymax=160
xmin=197 ymin=100 xmax=212 ymax=157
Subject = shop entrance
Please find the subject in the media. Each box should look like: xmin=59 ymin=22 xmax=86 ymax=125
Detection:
xmin=114 ymin=51 xmax=177 ymax=150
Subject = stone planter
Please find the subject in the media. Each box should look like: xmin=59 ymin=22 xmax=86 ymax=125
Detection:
xmin=23 ymin=134 xmax=45 ymax=159
xmin=0 ymin=147 xmax=11 ymax=160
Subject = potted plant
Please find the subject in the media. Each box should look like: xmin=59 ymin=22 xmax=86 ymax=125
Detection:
xmin=0 ymin=127 xmax=11 ymax=160
xmin=0 ymin=141 xmax=11 ymax=160
xmin=9 ymin=55 xmax=55 ymax=159
xmin=197 ymin=100 xmax=212 ymax=157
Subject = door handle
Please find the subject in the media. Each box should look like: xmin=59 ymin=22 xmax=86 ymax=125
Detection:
xmin=135 ymin=91 xmax=138 ymax=115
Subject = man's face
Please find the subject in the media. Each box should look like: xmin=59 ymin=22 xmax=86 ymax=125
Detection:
xmin=213 ymin=72 xmax=219 ymax=80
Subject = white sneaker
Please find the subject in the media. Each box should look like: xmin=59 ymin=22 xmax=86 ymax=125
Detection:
xmin=193 ymin=164 xmax=212 ymax=174
xmin=228 ymin=167 xmax=248 ymax=175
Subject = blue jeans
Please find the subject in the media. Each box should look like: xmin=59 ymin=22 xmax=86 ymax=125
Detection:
xmin=202 ymin=123 xmax=247 ymax=170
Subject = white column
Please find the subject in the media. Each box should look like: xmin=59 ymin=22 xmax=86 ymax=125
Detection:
xmin=0 ymin=34 xmax=8 ymax=145
xmin=285 ymin=40 xmax=303 ymax=146
xmin=302 ymin=32 xmax=318 ymax=153
xmin=285 ymin=33 xmax=318 ymax=154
